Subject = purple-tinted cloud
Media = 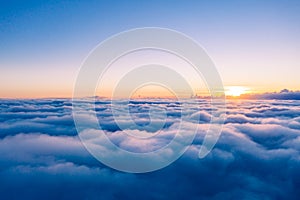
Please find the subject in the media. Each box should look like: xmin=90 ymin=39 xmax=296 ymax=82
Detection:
xmin=241 ymin=89 xmax=300 ymax=100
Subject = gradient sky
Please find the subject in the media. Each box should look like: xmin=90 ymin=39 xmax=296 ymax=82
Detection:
xmin=1 ymin=0 xmax=300 ymax=98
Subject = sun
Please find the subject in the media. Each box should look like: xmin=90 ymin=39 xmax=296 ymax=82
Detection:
xmin=225 ymin=86 xmax=249 ymax=97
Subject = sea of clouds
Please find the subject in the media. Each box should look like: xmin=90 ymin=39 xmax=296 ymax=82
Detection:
xmin=0 ymin=95 xmax=300 ymax=199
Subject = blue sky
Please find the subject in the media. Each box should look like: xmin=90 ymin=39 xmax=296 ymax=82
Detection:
xmin=1 ymin=0 xmax=300 ymax=97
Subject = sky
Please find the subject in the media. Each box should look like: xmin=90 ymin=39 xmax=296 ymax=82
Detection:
xmin=1 ymin=0 xmax=300 ymax=98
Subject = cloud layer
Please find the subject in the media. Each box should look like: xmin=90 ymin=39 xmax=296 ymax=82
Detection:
xmin=240 ymin=89 xmax=300 ymax=100
xmin=0 ymin=98 xmax=300 ymax=199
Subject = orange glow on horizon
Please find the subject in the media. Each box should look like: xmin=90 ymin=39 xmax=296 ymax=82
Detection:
xmin=0 ymin=85 xmax=298 ymax=99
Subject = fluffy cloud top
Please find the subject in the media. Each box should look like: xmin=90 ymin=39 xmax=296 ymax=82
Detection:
xmin=0 ymin=98 xmax=300 ymax=199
